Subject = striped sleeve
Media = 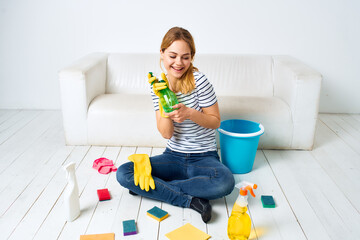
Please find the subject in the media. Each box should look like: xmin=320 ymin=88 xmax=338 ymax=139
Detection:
xmin=150 ymin=84 xmax=160 ymax=111
xmin=195 ymin=72 xmax=217 ymax=108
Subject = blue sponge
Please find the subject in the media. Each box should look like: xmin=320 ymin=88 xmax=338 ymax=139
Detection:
xmin=123 ymin=219 xmax=137 ymax=236
xmin=147 ymin=206 xmax=169 ymax=222
xmin=261 ymin=195 xmax=275 ymax=208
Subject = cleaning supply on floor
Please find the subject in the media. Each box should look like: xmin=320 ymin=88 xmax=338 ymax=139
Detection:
xmin=261 ymin=195 xmax=275 ymax=208
xmin=148 ymin=72 xmax=179 ymax=113
xmin=97 ymin=188 xmax=111 ymax=201
xmin=123 ymin=219 xmax=137 ymax=236
xmin=63 ymin=162 xmax=80 ymax=222
xmin=147 ymin=206 xmax=169 ymax=222
xmin=93 ymin=158 xmax=117 ymax=174
xmin=228 ymin=181 xmax=257 ymax=240
xmin=80 ymin=233 xmax=115 ymax=240
xmin=165 ymin=223 xmax=211 ymax=240
xmin=128 ymin=154 xmax=155 ymax=191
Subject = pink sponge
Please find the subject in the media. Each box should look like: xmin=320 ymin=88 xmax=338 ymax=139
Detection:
xmin=93 ymin=158 xmax=117 ymax=174
xmin=97 ymin=188 xmax=111 ymax=201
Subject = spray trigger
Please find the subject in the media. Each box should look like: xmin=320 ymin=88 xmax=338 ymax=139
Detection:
xmin=235 ymin=181 xmax=258 ymax=197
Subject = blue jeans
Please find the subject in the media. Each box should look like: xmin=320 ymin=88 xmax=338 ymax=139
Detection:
xmin=116 ymin=148 xmax=235 ymax=208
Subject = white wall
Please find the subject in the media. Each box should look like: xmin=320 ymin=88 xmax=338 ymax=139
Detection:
xmin=0 ymin=0 xmax=359 ymax=113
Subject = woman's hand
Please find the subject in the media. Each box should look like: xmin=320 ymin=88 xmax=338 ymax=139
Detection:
xmin=167 ymin=102 xmax=220 ymax=129
xmin=166 ymin=103 xmax=193 ymax=123
xmin=162 ymin=102 xmax=220 ymax=130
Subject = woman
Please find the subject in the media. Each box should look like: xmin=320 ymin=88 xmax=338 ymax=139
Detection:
xmin=117 ymin=27 xmax=234 ymax=223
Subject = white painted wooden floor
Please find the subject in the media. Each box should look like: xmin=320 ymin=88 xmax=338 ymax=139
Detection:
xmin=0 ymin=110 xmax=359 ymax=240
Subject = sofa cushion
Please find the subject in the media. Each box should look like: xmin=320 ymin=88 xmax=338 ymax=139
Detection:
xmin=88 ymin=94 xmax=292 ymax=149
xmin=88 ymin=94 xmax=166 ymax=146
xmin=106 ymin=54 xmax=159 ymax=95
xmin=194 ymin=55 xmax=274 ymax=97
xmin=217 ymin=96 xmax=293 ymax=149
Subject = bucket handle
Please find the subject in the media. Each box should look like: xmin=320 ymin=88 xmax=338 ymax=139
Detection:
xmin=218 ymin=123 xmax=264 ymax=137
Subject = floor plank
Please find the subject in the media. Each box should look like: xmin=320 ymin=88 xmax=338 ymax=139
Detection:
xmin=263 ymin=150 xmax=330 ymax=240
xmin=0 ymin=111 xmax=60 ymax=174
xmin=350 ymin=114 xmax=360 ymax=123
xmin=239 ymin=151 xmax=307 ymax=240
xmin=32 ymin=146 xmax=91 ymax=240
xmin=7 ymin=145 xmax=74 ymax=240
xmin=0 ymin=109 xmax=20 ymax=125
xmin=0 ymin=116 xmax=64 ymax=215
xmin=84 ymin=147 xmax=121 ymax=236
xmin=313 ymin=121 xmax=360 ymax=213
xmin=207 ymin=197 xmax=228 ymax=240
xmin=0 ymin=116 xmax=68 ymax=239
xmin=0 ymin=110 xmax=40 ymax=145
xmin=286 ymin=149 xmax=360 ymax=239
xmin=57 ymin=146 xmax=107 ymax=240
xmin=319 ymin=114 xmax=360 ymax=156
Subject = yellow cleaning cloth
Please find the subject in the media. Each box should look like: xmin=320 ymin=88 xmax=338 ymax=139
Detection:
xmin=80 ymin=233 xmax=114 ymax=240
xmin=165 ymin=223 xmax=211 ymax=240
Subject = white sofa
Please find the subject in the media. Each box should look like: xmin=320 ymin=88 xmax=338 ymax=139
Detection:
xmin=59 ymin=53 xmax=322 ymax=150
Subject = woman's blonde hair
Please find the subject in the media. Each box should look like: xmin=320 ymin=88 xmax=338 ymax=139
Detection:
xmin=160 ymin=27 xmax=198 ymax=94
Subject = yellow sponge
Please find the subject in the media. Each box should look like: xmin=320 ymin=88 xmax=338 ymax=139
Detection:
xmin=80 ymin=233 xmax=114 ymax=240
xmin=147 ymin=206 xmax=169 ymax=222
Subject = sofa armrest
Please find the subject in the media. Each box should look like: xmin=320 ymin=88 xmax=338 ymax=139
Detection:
xmin=59 ymin=52 xmax=108 ymax=145
xmin=273 ymin=56 xmax=322 ymax=149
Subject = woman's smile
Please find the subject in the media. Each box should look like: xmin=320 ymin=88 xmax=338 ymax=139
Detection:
xmin=171 ymin=66 xmax=185 ymax=72
xmin=161 ymin=40 xmax=192 ymax=81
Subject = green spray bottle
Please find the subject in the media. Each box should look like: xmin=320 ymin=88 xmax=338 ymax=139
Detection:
xmin=148 ymin=72 xmax=178 ymax=113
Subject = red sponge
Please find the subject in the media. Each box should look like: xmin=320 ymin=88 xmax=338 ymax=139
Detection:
xmin=97 ymin=188 xmax=111 ymax=201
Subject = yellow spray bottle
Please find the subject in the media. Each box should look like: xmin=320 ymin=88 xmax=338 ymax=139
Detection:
xmin=228 ymin=181 xmax=257 ymax=240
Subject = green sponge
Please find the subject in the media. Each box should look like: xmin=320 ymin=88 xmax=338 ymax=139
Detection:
xmin=147 ymin=206 xmax=169 ymax=222
xmin=261 ymin=195 xmax=275 ymax=208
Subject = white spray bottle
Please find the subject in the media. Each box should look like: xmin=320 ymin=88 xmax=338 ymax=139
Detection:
xmin=63 ymin=162 xmax=80 ymax=222
xmin=228 ymin=181 xmax=257 ymax=240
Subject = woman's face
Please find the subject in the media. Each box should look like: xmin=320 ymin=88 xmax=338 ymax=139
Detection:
xmin=161 ymin=40 xmax=192 ymax=80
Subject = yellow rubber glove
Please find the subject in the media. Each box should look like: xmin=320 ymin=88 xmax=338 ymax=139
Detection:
xmin=147 ymin=73 xmax=169 ymax=118
xmin=128 ymin=154 xmax=155 ymax=191
xmin=160 ymin=72 xmax=169 ymax=86
xmin=148 ymin=72 xmax=169 ymax=96
xmin=158 ymin=102 xmax=168 ymax=118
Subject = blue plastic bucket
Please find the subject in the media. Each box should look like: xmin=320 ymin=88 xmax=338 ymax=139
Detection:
xmin=218 ymin=119 xmax=264 ymax=174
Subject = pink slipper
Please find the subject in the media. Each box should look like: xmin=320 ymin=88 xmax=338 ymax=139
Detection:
xmin=93 ymin=158 xmax=117 ymax=174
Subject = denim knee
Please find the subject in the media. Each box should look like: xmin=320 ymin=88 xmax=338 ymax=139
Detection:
xmin=223 ymin=170 xmax=235 ymax=195
xmin=215 ymin=167 xmax=235 ymax=197
xmin=116 ymin=162 xmax=133 ymax=188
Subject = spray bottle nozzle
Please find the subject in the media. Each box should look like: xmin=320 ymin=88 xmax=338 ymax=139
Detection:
xmin=235 ymin=181 xmax=258 ymax=197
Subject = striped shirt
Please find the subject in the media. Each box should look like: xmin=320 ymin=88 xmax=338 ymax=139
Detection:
xmin=150 ymin=72 xmax=218 ymax=153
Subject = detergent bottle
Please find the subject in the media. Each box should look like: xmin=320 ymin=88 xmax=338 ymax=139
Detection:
xmin=63 ymin=162 xmax=80 ymax=222
xmin=149 ymin=72 xmax=178 ymax=113
xmin=228 ymin=181 xmax=258 ymax=240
